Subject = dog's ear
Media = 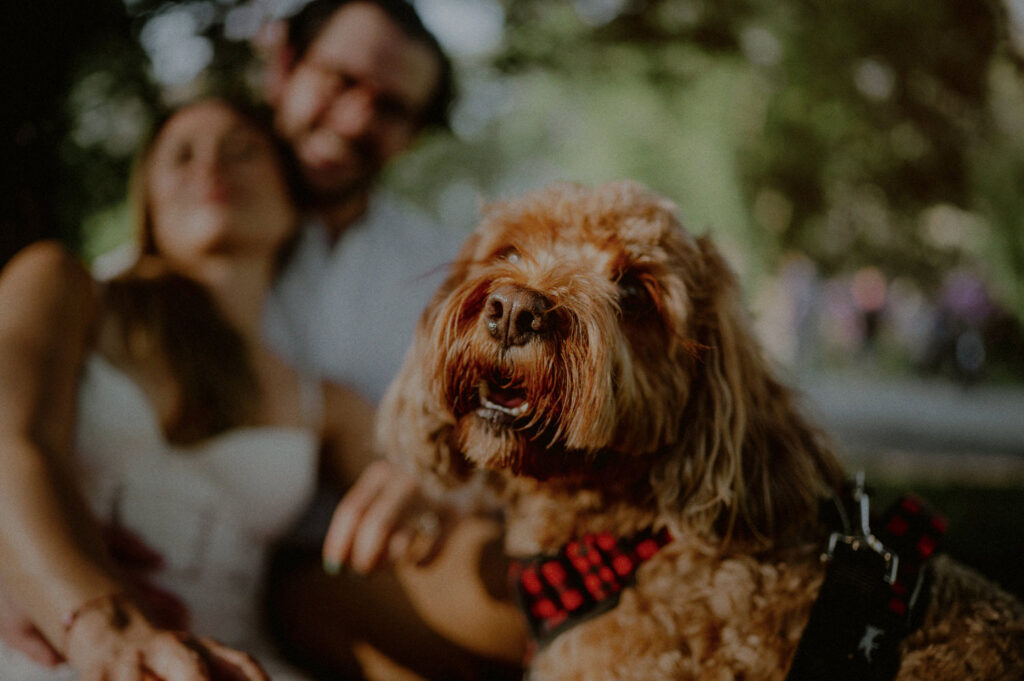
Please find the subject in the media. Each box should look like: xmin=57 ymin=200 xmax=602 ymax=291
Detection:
xmin=375 ymin=234 xmax=483 ymax=485
xmin=653 ymin=236 xmax=843 ymax=546
xmin=376 ymin=350 xmax=469 ymax=489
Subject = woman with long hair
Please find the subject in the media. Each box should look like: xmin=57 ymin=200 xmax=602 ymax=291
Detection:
xmin=0 ymin=97 xmax=379 ymax=680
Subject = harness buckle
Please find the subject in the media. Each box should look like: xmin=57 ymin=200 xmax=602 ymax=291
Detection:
xmin=824 ymin=472 xmax=900 ymax=585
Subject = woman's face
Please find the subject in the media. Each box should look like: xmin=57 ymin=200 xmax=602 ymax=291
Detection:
xmin=146 ymin=100 xmax=295 ymax=264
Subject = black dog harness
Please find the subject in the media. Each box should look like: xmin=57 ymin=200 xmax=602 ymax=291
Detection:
xmin=786 ymin=475 xmax=947 ymax=681
xmin=509 ymin=474 xmax=945 ymax=679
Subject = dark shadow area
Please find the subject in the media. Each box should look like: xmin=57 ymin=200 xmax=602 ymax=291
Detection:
xmin=264 ymin=544 xmax=523 ymax=681
xmin=1 ymin=2 xmax=141 ymax=267
xmin=872 ymin=482 xmax=1024 ymax=601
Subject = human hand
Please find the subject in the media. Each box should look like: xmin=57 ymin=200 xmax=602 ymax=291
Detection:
xmin=0 ymin=580 xmax=62 ymax=666
xmin=322 ymin=459 xmax=453 ymax=575
xmin=64 ymin=594 xmax=267 ymax=681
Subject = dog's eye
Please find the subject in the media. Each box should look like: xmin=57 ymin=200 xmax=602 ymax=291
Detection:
xmin=617 ymin=272 xmax=656 ymax=318
xmin=495 ymin=247 xmax=521 ymax=264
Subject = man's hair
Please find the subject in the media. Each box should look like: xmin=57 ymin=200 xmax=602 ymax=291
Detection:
xmin=284 ymin=0 xmax=455 ymax=131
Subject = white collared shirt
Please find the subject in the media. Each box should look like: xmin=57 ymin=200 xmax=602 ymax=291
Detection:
xmin=263 ymin=192 xmax=460 ymax=403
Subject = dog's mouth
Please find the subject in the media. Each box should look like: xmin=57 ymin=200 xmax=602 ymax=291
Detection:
xmin=474 ymin=378 xmax=531 ymax=425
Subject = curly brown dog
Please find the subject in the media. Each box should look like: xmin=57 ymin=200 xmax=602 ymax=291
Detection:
xmin=379 ymin=181 xmax=1024 ymax=680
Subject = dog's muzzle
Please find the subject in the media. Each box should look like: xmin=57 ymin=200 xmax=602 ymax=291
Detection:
xmin=484 ymin=284 xmax=552 ymax=348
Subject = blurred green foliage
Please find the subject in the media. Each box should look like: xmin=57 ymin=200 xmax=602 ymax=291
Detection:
xmin=4 ymin=0 xmax=1024 ymax=381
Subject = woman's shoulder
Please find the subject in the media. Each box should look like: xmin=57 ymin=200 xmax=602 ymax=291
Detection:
xmin=2 ymin=240 xmax=92 ymax=287
xmin=0 ymin=241 xmax=99 ymax=328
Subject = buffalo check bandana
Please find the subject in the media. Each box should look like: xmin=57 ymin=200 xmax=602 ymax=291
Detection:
xmin=509 ymin=526 xmax=672 ymax=652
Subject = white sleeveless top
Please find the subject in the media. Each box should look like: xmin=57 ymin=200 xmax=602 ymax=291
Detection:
xmin=0 ymin=354 xmax=320 ymax=680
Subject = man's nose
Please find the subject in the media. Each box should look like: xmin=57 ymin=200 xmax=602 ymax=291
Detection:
xmin=325 ymin=87 xmax=376 ymax=138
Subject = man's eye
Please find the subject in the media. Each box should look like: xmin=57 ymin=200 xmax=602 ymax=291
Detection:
xmin=336 ymin=73 xmax=356 ymax=91
xmin=222 ymin=136 xmax=258 ymax=162
xmin=173 ymin=144 xmax=193 ymax=165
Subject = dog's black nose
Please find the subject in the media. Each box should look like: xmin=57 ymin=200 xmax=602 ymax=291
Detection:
xmin=484 ymin=285 xmax=551 ymax=347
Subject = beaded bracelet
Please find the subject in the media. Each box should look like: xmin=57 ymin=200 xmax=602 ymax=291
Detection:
xmin=61 ymin=592 xmax=127 ymax=647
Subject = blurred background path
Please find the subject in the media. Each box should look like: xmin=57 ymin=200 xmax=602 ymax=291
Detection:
xmin=800 ymin=371 xmax=1024 ymax=483
xmin=796 ymin=371 xmax=1024 ymax=599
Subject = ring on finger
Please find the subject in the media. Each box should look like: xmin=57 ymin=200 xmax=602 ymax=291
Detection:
xmin=411 ymin=510 xmax=441 ymax=539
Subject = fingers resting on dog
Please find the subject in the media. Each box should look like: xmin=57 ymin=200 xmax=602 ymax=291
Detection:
xmin=323 ymin=459 xmax=450 ymax=574
xmin=73 ymin=633 xmax=268 ymax=681
xmin=195 ymin=637 xmax=269 ymax=681
xmin=64 ymin=596 xmax=267 ymax=681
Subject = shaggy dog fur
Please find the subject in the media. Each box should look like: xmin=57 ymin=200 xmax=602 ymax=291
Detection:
xmin=379 ymin=181 xmax=1024 ymax=680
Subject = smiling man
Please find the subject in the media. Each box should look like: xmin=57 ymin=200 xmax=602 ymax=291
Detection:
xmin=271 ymin=1 xmax=442 ymax=215
xmin=258 ymin=3 xmax=525 ymax=679
xmin=262 ymin=0 xmax=457 ymax=401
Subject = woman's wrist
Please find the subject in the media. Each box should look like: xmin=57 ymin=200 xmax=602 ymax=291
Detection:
xmin=59 ymin=591 xmax=210 ymax=680
xmin=62 ymin=592 xmax=126 ymax=636
xmin=61 ymin=591 xmax=143 ymax=658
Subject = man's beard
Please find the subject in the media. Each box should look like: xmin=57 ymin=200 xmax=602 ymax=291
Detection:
xmin=295 ymin=131 xmax=383 ymax=211
xmin=303 ymin=168 xmax=378 ymax=211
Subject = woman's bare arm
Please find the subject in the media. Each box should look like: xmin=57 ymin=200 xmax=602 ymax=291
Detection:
xmin=0 ymin=242 xmax=268 ymax=680
xmin=315 ymin=381 xmax=527 ymax=663
xmin=0 ymin=241 xmax=122 ymax=647
xmin=318 ymin=383 xmax=440 ymax=573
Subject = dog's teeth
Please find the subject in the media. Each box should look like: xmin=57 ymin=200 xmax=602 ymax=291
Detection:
xmin=508 ymin=402 xmax=529 ymax=416
xmin=480 ymin=395 xmax=530 ymax=416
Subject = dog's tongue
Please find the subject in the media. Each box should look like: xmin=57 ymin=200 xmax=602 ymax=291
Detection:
xmin=488 ymin=387 xmax=526 ymax=408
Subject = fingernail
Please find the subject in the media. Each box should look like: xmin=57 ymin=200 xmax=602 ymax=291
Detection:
xmin=322 ymin=558 xmax=341 ymax=576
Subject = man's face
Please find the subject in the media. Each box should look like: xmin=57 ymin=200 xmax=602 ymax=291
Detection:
xmin=273 ymin=2 xmax=441 ymax=204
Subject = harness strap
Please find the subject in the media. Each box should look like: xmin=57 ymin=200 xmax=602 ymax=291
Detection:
xmin=785 ymin=488 xmax=946 ymax=681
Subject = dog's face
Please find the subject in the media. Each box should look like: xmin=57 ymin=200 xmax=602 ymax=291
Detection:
xmin=383 ymin=180 xmax=840 ymax=541
xmin=396 ymin=181 xmax=715 ymax=480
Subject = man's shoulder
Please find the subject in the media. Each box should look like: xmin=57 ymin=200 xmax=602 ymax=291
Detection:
xmin=356 ymin=190 xmax=462 ymax=259
xmin=362 ymin=191 xmax=441 ymax=235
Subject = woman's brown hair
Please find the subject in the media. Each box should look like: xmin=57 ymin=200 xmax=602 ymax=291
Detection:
xmin=106 ymin=96 xmax=299 ymax=445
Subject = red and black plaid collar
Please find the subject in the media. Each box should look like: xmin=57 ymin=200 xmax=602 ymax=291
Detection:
xmin=508 ymin=480 xmax=946 ymax=674
xmin=509 ymin=526 xmax=672 ymax=651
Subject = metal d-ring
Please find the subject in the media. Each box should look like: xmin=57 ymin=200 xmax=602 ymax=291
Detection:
xmin=825 ymin=471 xmax=900 ymax=585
